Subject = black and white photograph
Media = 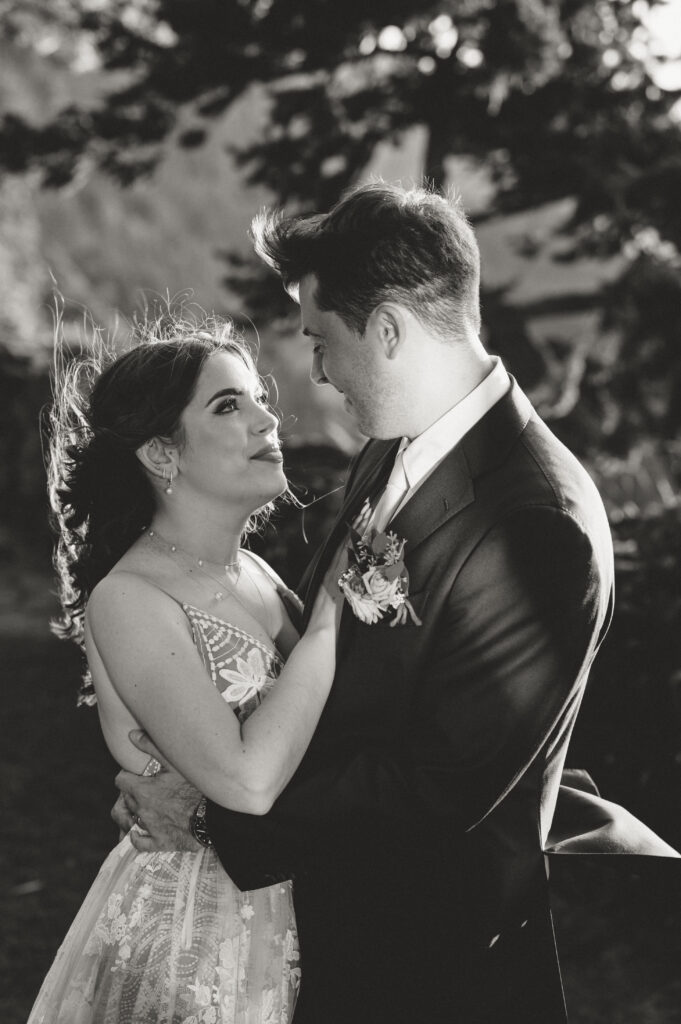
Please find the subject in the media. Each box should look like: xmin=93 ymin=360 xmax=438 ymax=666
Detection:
xmin=2 ymin=2 xmax=681 ymax=1022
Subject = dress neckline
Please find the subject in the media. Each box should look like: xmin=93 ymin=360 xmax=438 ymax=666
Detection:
xmin=181 ymin=601 xmax=283 ymax=666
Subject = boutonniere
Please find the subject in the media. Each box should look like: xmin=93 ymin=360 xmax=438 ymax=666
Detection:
xmin=337 ymin=501 xmax=422 ymax=627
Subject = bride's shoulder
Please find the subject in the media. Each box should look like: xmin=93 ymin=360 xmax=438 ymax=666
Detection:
xmin=242 ymin=549 xmax=285 ymax=587
xmin=86 ymin=569 xmax=181 ymax=631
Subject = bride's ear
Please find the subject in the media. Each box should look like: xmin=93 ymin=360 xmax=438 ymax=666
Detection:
xmin=135 ymin=437 xmax=177 ymax=481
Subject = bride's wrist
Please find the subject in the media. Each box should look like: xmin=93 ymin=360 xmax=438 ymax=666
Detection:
xmin=304 ymin=619 xmax=335 ymax=640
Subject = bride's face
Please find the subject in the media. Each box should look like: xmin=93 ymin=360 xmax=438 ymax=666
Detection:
xmin=175 ymin=350 xmax=286 ymax=510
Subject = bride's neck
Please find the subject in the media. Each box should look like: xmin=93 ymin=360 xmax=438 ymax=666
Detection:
xmin=149 ymin=504 xmax=246 ymax=567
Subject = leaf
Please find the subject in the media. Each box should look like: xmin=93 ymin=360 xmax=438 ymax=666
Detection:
xmin=371 ymin=532 xmax=389 ymax=555
xmin=404 ymin=599 xmax=422 ymax=626
xmin=348 ymin=531 xmax=364 ymax=560
xmin=348 ymin=523 xmax=362 ymax=544
xmin=383 ymin=561 xmax=404 ymax=581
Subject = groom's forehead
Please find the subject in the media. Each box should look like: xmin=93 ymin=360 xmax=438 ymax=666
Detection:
xmin=299 ymin=274 xmax=320 ymax=313
xmin=301 ymin=302 xmax=326 ymax=333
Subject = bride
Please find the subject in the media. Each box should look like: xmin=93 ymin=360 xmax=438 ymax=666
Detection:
xmin=28 ymin=315 xmax=340 ymax=1024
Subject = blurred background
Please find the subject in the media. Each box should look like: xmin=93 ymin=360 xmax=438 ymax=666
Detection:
xmin=1 ymin=1 xmax=681 ymax=1021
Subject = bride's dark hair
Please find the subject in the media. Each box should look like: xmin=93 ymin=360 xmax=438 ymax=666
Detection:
xmin=47 ymin=310 xmax=275 ymax=704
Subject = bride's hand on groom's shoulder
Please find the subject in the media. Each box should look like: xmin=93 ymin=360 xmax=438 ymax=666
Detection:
xmin=112 ymin=730 xmax=204 ymax=853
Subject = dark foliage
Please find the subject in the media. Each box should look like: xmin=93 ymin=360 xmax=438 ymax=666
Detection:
xmin=2 ymin=1 xmax=681 ymax=449
xmin=0 ymin=346 xmax=52 ymax=541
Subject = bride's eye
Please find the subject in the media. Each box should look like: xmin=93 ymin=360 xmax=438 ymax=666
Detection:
xmin=215 ymin=397 xmax=238 ymax=414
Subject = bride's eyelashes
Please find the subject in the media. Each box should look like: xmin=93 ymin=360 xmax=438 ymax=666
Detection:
xmin=214 ymin=391 xmax=270 ymax=415
xmin=215 ymin=397 xmax=238 ymax=414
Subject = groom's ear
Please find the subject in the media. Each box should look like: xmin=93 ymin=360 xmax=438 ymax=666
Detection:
xmin=369 ymin=303 xmax=406 ymax=359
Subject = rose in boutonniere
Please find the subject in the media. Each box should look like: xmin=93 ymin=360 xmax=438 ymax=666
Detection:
xmin=337 ymin=515 xmax=422 ymax=627
xmin=340 ymin=573 xmax=384 ymax=624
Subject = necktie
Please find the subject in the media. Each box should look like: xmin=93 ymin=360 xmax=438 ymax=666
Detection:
xmin=371 ymin=442 xmax=409 ymax=533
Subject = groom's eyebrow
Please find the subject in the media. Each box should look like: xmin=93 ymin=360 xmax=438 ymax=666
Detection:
xmin=204 ymin=387 xmax=244 ymax=407
xmin=302 ymin=328 xmax=323 ymax=340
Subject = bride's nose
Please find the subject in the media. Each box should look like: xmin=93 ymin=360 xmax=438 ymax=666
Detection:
xmin=253 ymin=402 xmax=278 ymax=434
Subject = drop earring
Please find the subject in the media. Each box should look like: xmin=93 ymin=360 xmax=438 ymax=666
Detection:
xmin=163 ymin=469 xmax=174 ymax=495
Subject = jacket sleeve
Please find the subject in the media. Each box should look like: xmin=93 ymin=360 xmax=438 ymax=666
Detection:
xmin=206 ymin=504 xmax=612 ymax=889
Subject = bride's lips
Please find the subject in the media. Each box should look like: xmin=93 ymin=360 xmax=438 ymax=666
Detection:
xmin=251 ymin=444 xmax=284 ymax=463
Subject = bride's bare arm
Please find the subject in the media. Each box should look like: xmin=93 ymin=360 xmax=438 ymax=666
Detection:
xmin=87 ymin=571 xmax=336 ymax=815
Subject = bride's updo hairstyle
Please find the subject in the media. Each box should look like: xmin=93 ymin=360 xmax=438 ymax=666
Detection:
xmin=47 ymin=312 xmax=272 ymax=703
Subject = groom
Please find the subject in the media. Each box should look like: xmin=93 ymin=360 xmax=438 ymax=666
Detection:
xmin=117 ymin=183 xmax=616 ymax=1022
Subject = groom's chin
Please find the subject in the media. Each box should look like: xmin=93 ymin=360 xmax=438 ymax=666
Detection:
xmin=360 ymin=424 xmax=399 ymax=440
xmin=347 ymin=406 xmax=398 ymax=440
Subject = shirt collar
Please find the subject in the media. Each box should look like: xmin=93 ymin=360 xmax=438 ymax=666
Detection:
xmin=401 ymin=357 xmax=510 ymax=491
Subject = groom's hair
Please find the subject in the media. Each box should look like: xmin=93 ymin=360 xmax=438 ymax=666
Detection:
xmin=251 ymin=181 xmax=481 ymax=338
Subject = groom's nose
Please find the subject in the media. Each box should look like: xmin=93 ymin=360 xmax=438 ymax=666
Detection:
xmin=310 ymin=351 xmax=329 ymax=386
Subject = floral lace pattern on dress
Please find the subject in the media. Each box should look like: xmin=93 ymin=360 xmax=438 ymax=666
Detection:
xmin=182 ymin=603 xmax=282 ymax=723
xmin=28 ymin=610 xmax=299 ymax=1024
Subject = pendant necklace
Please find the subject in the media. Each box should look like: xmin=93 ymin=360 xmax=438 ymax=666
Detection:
xmin=147 ymin=526 xmax=241 ymax=599
xmin=146 ymin=526 xmax=274 ymax=636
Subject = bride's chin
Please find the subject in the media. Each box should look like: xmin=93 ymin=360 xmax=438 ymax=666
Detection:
xmin=257 ymin=479 xmax=289 ymax=509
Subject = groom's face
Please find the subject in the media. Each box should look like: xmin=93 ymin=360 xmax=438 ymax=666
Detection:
xmin=299 ymin=275 xmax=395 ymax=437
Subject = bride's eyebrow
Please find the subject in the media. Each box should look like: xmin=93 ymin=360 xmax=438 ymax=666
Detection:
xmin=302 ymin=327 xmax=323 ymax=339
xmin=204 ymin=387 xmax=244 ymax=407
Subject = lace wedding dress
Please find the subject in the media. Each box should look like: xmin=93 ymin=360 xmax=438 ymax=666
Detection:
xmin=28 ymin=604 xmax=300 ymax=1024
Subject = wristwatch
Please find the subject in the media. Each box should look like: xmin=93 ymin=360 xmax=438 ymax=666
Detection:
xmin=189 ymin=796 xmax=213 ymax=848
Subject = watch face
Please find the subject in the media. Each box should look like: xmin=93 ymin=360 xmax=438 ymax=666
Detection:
xmin=191 ymin=805 xmax=212 ymax=847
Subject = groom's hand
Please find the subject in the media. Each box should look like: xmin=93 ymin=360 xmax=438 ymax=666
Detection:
xmin=113 ymin=729 xmax=203 ymax=853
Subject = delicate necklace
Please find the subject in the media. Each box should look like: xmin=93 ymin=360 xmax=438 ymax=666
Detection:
xmin=147 ymin=527 xmax=241 ymax=600
xmin=146 ymin=527 xmax=275 ymax=637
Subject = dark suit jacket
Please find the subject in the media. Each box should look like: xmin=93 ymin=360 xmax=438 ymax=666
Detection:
xmin=206 ymin=380 xmax=615 ymax=1023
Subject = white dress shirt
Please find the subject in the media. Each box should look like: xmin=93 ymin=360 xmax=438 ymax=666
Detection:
xmin=384 ymin=357 xmax=511 ymax=524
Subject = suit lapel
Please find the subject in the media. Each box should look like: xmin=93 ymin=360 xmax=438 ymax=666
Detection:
xmin=301 ymin=439 xmax=400 ymax=619
xmin=391 ymin=377 xmax=534 ymax=553
xmin=302 ymin=378 xmax=534 ymax=617
xmin=390 ymin=445 xmax=474 ymax=553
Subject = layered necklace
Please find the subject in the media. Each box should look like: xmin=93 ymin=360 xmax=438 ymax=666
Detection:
xmin=147 ymin=526 xmax=242 ymax=601
xmin=145 ymin=526 xmax=276 ymax=641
